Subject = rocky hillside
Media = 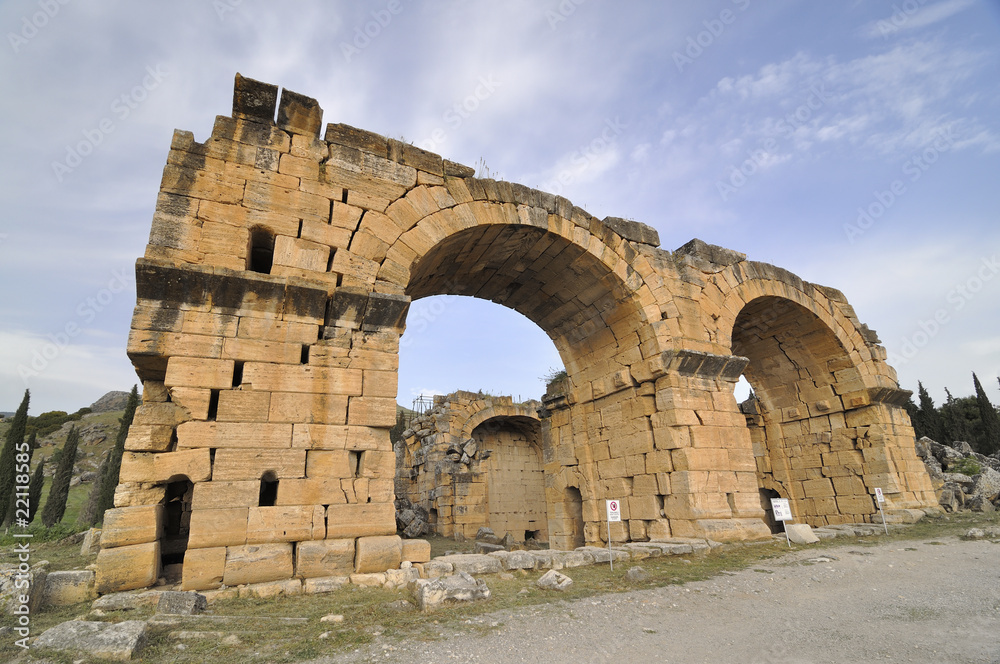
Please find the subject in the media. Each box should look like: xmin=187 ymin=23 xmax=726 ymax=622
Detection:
xmin=915 ymin=436 xmax=1000 ymax=512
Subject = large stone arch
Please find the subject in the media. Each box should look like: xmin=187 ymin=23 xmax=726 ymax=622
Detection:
xmin=93 ymin=75 xmax=937 ymax=594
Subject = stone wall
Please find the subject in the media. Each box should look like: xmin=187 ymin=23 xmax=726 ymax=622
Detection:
xmin=395 ymin=391 xmax=545 ymax=541
xmin=96 ymin=74 xmax=938 ymax=593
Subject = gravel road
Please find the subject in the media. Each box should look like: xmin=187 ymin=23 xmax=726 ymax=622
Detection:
xmin=321 ymin=535 xmax=1000 ymax=664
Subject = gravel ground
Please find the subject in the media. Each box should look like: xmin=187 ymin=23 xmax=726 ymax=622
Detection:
xmin=319 ymin=535 xmax=1000 ymax=664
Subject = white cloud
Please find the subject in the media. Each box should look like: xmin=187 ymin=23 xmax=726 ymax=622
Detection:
xmin=861 ymin=0 xmax=976 ymax=39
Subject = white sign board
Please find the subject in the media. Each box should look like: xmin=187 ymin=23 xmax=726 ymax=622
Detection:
xmin=606 ymin=499 xmax=621 ymax=522
xmin=874 ymin=487 xmax=885 ymax=504
xmin=770 ymin=498 xmax=793 ymax=522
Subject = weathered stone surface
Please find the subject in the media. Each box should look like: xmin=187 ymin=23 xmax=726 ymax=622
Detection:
xmin=355 ymin=535 xmax=402 ymax=573
xmin=401 ymin=538 xmax=431 ymax=563
xmin=95 ymin=542 xmax=160 ymax=594
xmin=223 ymin=543 xmax=293 ymax=586
xmin=303 ymin=575 xmax=350 ymax=594
xmin=296 ymin=539 xmax=355 ymax=578
xmin=412 ymin=571 xmax=490 ymax=611
xmin=537 ymin=569 xmax=573 ymax=591
xmin=34 ymin=620 xmax=149 ymax=661
xmin=0 ymin=562 xmax=47 ymax=613
xmin=81 ymin=527 xmax=103 ymax=556
xmin=182 ymin=547 xmax=226 ymax=591
xmin=784 ymin=523 xmax=820 ymax=544
xmin=43 ymin=570 xmax=96 ymax=607
xmin=488 ymin=550 xmax=537 ymax=570
xmin=433 ymin=554 xmax=504 ymax=575
xmin=156 ymin=590 xmax=207 ymax=615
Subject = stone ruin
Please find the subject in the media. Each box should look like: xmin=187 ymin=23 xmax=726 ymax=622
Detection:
xmin=94 ymin=73 xmax=938 ymax=594
xmin=394 ymin=391 xmax=546 ymax=542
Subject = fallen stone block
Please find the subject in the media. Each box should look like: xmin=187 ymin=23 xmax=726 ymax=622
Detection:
xmin=34 ymin=620 xmax=149 ymax=661
xmin=80 ymin=528 xmax=102 ymax=556
xmin=418 ymin=559 xmax=454 ymax=579
xmin=237 ymin=578 xmax=302 ymax=599
xmin=92 ymin=590 xmax=164 ymax=612
xmin=43 ymin=570 xmax=96 ymax=607
xmin=1 ymin=562 xmax=47 ymax=613
xmin=412 ymin=571 xmax=490 ymax=611
xmin=537 ymin=569 xmax=572 ymax=591
xmin=474 ymin=542 xmax=504 ymax=554
xmin=156 ymin=590 xmax=207 ymax=615
xmin=784 ymin=524 xmax=820 ymax=544
xmin=349 ymin=572 xmax=387 ymax=587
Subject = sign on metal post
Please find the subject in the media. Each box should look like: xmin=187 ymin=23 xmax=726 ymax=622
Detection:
xmin=606 ymin=500 xmax=621 ymax=571
xmin=874 ymin=488 xmax=888 ymax=534
xmin=770 ymin=497 xmax=793 ymax=547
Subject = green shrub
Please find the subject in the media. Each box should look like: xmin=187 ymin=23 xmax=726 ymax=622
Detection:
xmin=950 ymin=457 xmax=982 ymax=476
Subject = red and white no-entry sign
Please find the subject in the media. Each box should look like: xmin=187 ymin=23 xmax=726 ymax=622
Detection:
xmin=606 ymin=499 xmax=621 ymax=522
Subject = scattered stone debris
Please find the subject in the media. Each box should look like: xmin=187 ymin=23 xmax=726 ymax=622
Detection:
xmin=915 ymin=437 xmax=1000 ymax=513
xmin=625 ymin=567 xmax=650 ymax=583
xmin=412 ymin=571 xmax=491 ymax=611
xmin=784 ymin=523 xmax=820 ymax=544
xmin=537 ymin=569 xmax=573 ymax=591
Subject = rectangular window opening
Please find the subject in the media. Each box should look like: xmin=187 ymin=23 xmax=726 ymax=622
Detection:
xmin=207 ymin=389 xmax=220 ymax=421
xmin=232 ymin=361 xmax=245 ymax=387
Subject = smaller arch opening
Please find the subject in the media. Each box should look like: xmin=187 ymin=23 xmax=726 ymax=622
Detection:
xmin=759 ymin=488 xmax=785 ymax=534
xmin=160 ymin=477 xmax=193 ymax=573
xmin=564 ymin=486 xmax=585 ymax=549
xmin=259 ymin=471 xmax=279 ymax=507
xmin=248 ymin=226 xmax=275 ymax=274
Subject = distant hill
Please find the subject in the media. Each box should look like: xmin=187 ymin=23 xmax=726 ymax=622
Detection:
xmin=90 ymin=391 xmax=130 ymax=413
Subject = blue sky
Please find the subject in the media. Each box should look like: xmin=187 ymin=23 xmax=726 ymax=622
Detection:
xmin=1 ymin=0 xmax=998 ymax=414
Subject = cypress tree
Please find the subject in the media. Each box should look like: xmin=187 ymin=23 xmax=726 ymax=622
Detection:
xmin=0 ymin=390 xmax=30 ymax=527
xmin=94 ymin=385 xmax=139 ymax=523
xmin=916 ymin=382 xmax=946 ymax=442
xmin=79 ymin=450 xmax=110 ymax=527
xmin=26 ymin=457 xmax=45 ymax=524
xmin=41 ymin=426 xmax=80 ymax=527
xmin=973 ymin=373 xmax=1000 ymax=454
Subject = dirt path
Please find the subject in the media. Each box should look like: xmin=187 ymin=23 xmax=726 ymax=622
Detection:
xmin=320 ymin=535 xmax=1000 ymax=664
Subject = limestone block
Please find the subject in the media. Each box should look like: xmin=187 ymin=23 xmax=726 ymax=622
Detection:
xmin=275 ymin=478 xmax=348 ymax=505
xmin=164 ymin=356 xmax=235 ymax=389
xmin=223 ymin=543 xmax=294 ymax=586
xmin=176 ymin=421 xmax=292 ymax=449
xmin=169 ymin=387 xmax=213 ymax=420
xmin=347 ymin=396 xmax=397 ymax=427
xmin=114 ymin=483 xmax=167 ymax=508
xmin=95 ymin=542 xmax=161 ymax=594
xmin=246 ymin=505 xmax=325 ymax=543
xmin=296 ymin=539 xmax=355 ymax=578
xmin=360 ymin=450 xmax=395 ymax=478
xmin=273 ymin=235 xmax=330 ymax=272
xmin=325 ymin=503 xmax=396 ymax=538
xmin=43 ymin=570 xmax=97 ymax=607
xmin=241 ymin=363 xmax=363 ymax=395
xmin=119 ymin=448 xmax=211 ymax=484
xmin=33 ymin=620 xmax=150 ymax=661
xmin=268 ymin=392 xmax=349 ymax=424
xmin=785 ymin=523 xmax=820 ymax=544
xmin=238 ymin=578 xmax=303 ymax=598
xmin=191 ymin=481 xmax=258 ymax=510
xmin=187 ymin=508 xmax=249 ymax=548
xmin=223 ymin=337 xmax=303 ymax=365
xmin=124 ymin=425 xmax=174 ymax=452
xmin=671 ymin=447 xmax=730 ymax=471
xmin=354 ymin=535 xmax=402 ymax=574
xmin=181 ymin=547 xmax=227 ymax=591
xmin=237 ymin=317 xmax=319 ymax=344
xmin=305 ymin=450 xmax=350 ymax=478
xmin=211 ymin=448 xmax=306 ymax=481
xmin=100 ymin=505 xmax=165 ymax=549
xmin=401 ymin=539 xmax=431 ymax=563
xmin=142 ymin=380 xmax=170 ymax=403
xmin=133 ymin=402 xmax=190 ymax=427
xmin=627 ymin=495 xmax=661 ymax=521
xmin=292 ymin=423 xmax=384 ymax=450
xmin=303 ymin=575 xmax=351 ymax=594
